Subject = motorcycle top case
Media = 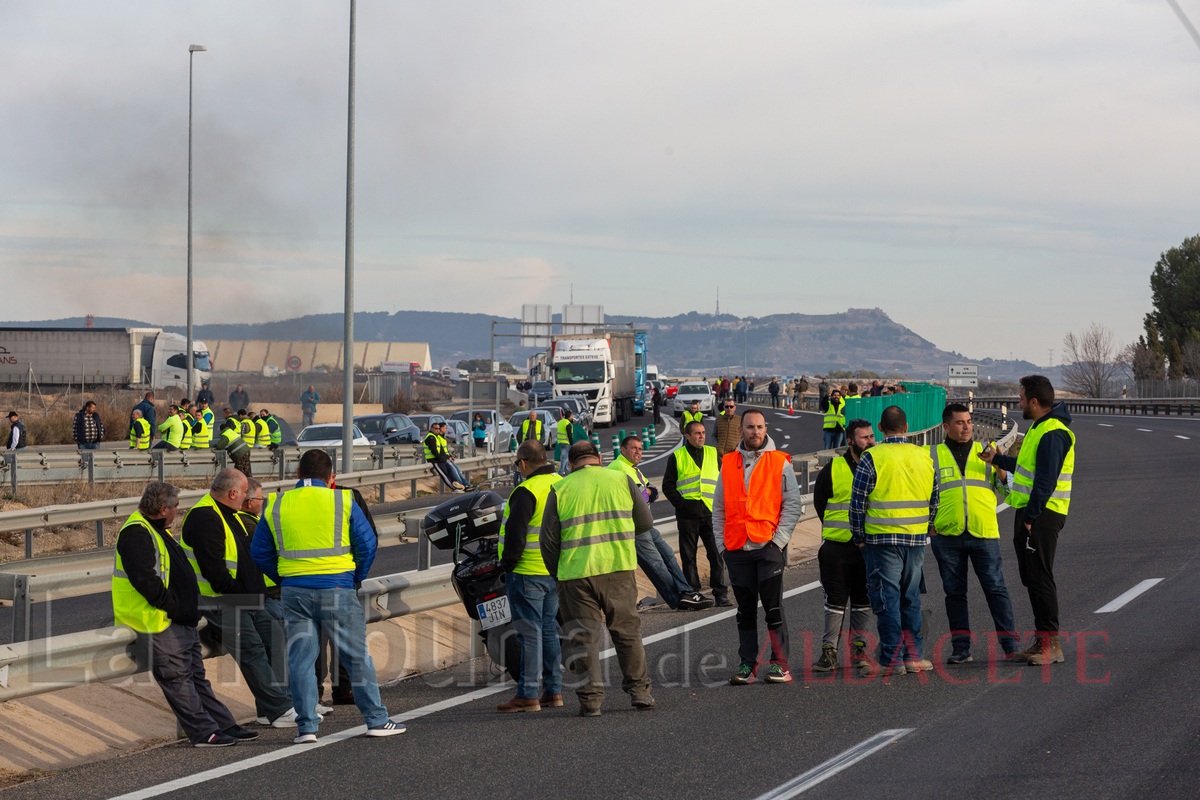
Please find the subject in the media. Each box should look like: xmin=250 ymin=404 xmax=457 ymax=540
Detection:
xmin=422 ymin=491 xmax=505 ymax=550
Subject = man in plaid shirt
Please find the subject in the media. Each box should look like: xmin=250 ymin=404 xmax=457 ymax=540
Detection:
xmin=849 ymin=405 xmax=938 ymax=676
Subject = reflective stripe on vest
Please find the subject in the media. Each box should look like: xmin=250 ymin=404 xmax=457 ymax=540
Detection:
xmin=112 ymin=512 xmax=172 ymax=634
xmin=823 ymin=398 xmax=845 ymax=430
xmin=673 ymin=445 xmax=718 ymax=512
xmin=821 ymin=456 xmax=853 ymax=542
xmin=930 ymin=442 xmax=999 ymax=538
xmin=181 ymin=494 xmax=244 ymax=597
xmin=864 ymin=442 xmax=934 ymax=537
xmin=254 ymin=418 xmax=270 ymax=447
xmin=608 ymin=455 xmax=650 ymax=502
xmin=521 ymin=418 xmax=543 ymax=442
xmin=424 ymin=433 xmax=448 ymax=461
xmin=267 ymin=416 xmax=281 ymax=445
xmin=720 ymin=449 xmax=790 ymax=550
xmin=240 ymin=418 xmax=257 ymax=447
xmin=556 ymin=417 xmax=572 ymax=447
xmin=1009 ymin=417 xmax=1075 ymax=515
xmin=193 ymin=412 xmax=211 ymax=448
xmin=552 ymin=466 xmax=637 ymax=581
xmin=179 ymin=413 xmax=193 ymax=450
xmin=130 ymin=418 xmax=151 ymax=450
xmin=499 ymin=471 xmax=563 ymax=576
xmin=265 ymin=486 xmax=355 ymax=577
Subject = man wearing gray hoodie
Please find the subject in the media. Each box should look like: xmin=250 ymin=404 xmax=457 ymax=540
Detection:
xmin=714 ymin=408 xmax=804 ymax=684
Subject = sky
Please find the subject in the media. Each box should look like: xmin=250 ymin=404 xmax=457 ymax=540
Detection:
xmin=2 ymin=0 xmax=1199 ymax=366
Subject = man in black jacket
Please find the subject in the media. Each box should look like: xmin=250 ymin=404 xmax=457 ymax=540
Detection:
xmin=182 ymin=469 xmax=298 ymax=727
xmin=662 ymin=421 xmax=729 ymax=606
xmin=114 ymin=482 xmax=248 ymax=746
xmin=6 ymin=411 xmax=26 ymax=450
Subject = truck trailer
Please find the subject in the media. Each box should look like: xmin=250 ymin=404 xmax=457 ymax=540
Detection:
xmin=549 ymin=330 xmax=644 ymax=426
xmin=0 ymin=328 xmax=211 ymax=392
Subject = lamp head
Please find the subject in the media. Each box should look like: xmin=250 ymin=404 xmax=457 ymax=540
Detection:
xmin=189 ymin=45 xmax=207 ymax=52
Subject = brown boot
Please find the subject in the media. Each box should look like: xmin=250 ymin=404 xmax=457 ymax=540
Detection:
xmin=1015 ymin=635 xmax=1048 ymax=662
xmin=496 ymin=696 xmax=541 ymax=713
xmin=539 ymin=693 xmax=564 ymax=708
xmin=1026 ymin=635 xmax=1064 ymax=665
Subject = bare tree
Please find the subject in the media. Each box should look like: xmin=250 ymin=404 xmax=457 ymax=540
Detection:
xmin=1061 ymin=324 xmax=1121 ymax=397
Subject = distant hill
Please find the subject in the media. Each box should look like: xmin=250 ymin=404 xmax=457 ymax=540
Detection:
xmin=2 ymin=309 xmax=1049 ymax=381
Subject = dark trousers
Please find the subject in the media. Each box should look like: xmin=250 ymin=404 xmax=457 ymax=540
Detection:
xmin=1013 ymin=510 xmax=1066 ymax=633
xmin=316 ymin=631 xmax=355 ymax=702
xmin=147 ymin=623 xmax=237 ymax=743
xmin=557 ymin=571 xmax=650 ymax=708
xmin=817 ymin=540 xmax=871 ymax=649
xmin=203 ymin=605 xmax=293 ymax=721
xmin=930 ymin=533 xmax=1018 ymax=653
xmin=677 ymin=515 xmax=727 ymax=599
xmin=723 ymin=545 xmax=789 ymax=668
xmin=233 ymin=451 xmax=253 ymax=477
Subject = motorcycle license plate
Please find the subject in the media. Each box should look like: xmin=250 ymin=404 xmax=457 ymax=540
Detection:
xmin=476 ymin=596 xmax=512 ymax=630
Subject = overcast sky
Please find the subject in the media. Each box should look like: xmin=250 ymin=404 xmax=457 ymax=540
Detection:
xmin=3 ymin=0 xmax=1199 ymax=365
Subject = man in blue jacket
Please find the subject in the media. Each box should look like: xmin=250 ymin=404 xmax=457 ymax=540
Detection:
xmin=251 ymin=449 xmax=405 ymax=742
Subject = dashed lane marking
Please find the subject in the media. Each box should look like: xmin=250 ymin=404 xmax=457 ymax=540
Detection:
xmin=1137 ymin=428 xmax=1153 ymax=432
xmin=1095 ymin=579 xmax=1163 ymax=613
xmin=1176 ymin=435 xmax=1190 ymax=440
xmin=1097 ymin=423 xmax=1113 ymax=427
xmin=750 ymin=729 xmax=916 ymax=799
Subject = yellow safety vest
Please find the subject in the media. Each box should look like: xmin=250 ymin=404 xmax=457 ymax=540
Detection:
xmin=1010 ymin=417 xmax=1075 ymax=516
xmin=179 ymin=412 xmax=193 ymax=450
xmin=255 ymin=418 xmax=270 ymax=447
xmin=821 ymin=456 xmax=854 ymax=542
xmin=237 ymin=510 xmax=276 ymax=588
xmin=930 ymin=442 xmax=1000 ymax=538
xmin=112 ymin=512 xmax=172 ymax=634
xmin=520 ymin=417 xmax=543 ymax=442
xmin=823 ymin=397 xmax=845 ymax=430
xmin=267 ymin=416 xmax=282 ymax=445
xmin=673 ymin=445 xmax=718 ymax=511
xmin=193 ymin=410 xmax=212 ymax=448
xmin=552 ymin=466 xmax=637 ymax=581
xmin=423 ymin=433 xmax=448 ymax=461
xmin=240 ymin=418 xmax=257 ymax=447
xmin=180 ymin=494 xmax=245 ymax=597
xmin=263 ymin=484 xmax=356 ymax=578
xmin=129 ymin=418 xmax=151 ymax=450
xmin=499 ymin=471 xmax=563 ymax=576
xmin=555 ymin=417 xmax=573 ymax=448
xmin=683 ymin=410 xmax=704 ymax=427
xmin=864 ymin=442 xmax=934 ymax=538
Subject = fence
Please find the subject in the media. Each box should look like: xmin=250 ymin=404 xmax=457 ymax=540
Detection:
xmin=842 ymin=384 xmax=947 ymax=434
xmin=973 ymin=396 xmax=1200 ymax=417
xmin=363 ymin=373 xmax=413 ymax=404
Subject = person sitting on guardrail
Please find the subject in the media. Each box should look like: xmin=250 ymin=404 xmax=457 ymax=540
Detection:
xmin=254 ymin=410 xmax=271 ymax=449
xmin=424 ymin=421 xmax=468 ymax=491
xmin=214 ymin=413 xmax=252 ymax=477
xmin=154 ymin=405 xmax=183 ymax=451
xmin=113 ymin=481 xmax=251 ymax=747
xmin=129 ymin=410 xmax=151 ymax=450
xmin=250 ymin=449 xmax=406 ymax=741
xmin=182 ymin=469 xmax=300 ymax=729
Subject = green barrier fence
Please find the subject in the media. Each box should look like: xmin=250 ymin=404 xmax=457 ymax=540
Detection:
xmin=842 ymin=384 xmax=947 ymax=433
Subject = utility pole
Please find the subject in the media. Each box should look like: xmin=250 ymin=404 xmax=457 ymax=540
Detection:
xmin=341 ymin=0 xmax=357 ymax=472
xmin=186 ymin=44 xmax=206 ymax=402
xmin=1047 ymin=349 xmax=1054 ymax=368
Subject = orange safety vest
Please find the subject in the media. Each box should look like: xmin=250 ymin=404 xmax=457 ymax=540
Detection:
xmin=721 ymin=450 xmax=790 ymax=550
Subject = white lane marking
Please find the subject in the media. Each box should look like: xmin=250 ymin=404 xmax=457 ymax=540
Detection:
xmin=113 ymin=582 xmax=823 ymax=800
xmin=1095 ymin=579 xmax=1163 ymax=613
xmin=751 ymin=729 xmax=915 ymax=799
xmin=1137 ymin=428 xmax=1152 ymax=432
xmin=785 ymin=435 xmax=791 ymax=439
xmin=640 ymin=416 xmax=685 ymax=465
xmin=997 ymin=503 xmax=1010 ymax=512
xmin=775 ymin=427 xmax=783 ymax=431
xmin=1098 ymin=423 xmax=1113 ymax=427
xmin=1176 ymin=435 xmax=1190 ymax=440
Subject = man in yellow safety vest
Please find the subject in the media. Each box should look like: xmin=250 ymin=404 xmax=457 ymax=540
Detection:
xmin=662 ymin=419 xmax=729 ymax=606
xmin=129 ymin=410 xmax=151 ymax=450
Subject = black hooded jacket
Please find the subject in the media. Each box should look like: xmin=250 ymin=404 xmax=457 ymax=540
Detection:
xmin=992 ymin=402 xmax=1073 ymax=523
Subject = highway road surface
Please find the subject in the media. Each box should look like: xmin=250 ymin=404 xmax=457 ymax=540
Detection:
xmin=3 ymin=406 xmax=1197 ymax=798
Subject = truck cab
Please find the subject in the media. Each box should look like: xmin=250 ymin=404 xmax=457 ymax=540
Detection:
xmin=154 ymin=333 xmax=211 ymax=391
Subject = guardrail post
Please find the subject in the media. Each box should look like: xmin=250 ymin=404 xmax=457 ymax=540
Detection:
xmin=152 ymin=450 xmax=165 ymax=482
xmin=799 ymin=460 xmax=810 ymax=494
xmin=4 ymin=452 xmax=15 ymax=495
xmin=373 ymin=446 xmax=383 ymax=472
xmin=417 ymin=529 xmax=432 ymax=571
xmin=96 ymin=520 xmax=105 ymax=547
xmin=216 ymin=449 xmax=228 ymax=472
xmin=24 ymin=528 xmax=32 ymax=560
xmin=277 ymin=450 xmax=286 ymax=482
xmin=84 ymin=450 xmax=95 ymax=486
xmin=410 ymin=477 xmax=417 ymax=500
xmin=12 ymin=574 xmax=29 ymax=642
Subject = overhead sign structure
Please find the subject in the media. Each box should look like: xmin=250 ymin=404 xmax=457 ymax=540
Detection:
xmin=561 ymin=304 xmax=604 ymax=335
xmin=521 ymin=304 xmax=552 ymax=348
xmin=948 ymin=363 xmax=978 ymax=387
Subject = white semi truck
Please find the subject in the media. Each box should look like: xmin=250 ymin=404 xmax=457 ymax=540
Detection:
xmin=0 ymin=327 xmax=211 ymax=391
xmin=549 ymin=331 xmax=640 ymax=426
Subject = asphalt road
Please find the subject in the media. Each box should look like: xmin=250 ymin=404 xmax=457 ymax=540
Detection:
xmin=6 ymin=407 xmax=1196 ymax=798
xmin=0 ymin=405 xmax=824 ymax=643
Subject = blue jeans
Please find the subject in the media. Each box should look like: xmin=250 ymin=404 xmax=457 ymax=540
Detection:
xmin=862 ymin=544 xmax=925 ymax=666
xmin=78 ymin=442 xmax=99 ymax=450
xmin=930 ymin=534 xmax=1018 ymax=654
xmin=635 ymin=528 xmax=693 ymax=608
xmin=822 ymin=430 xmax=844 ymax=450
xmin=504 ymin=573 xmax=563 ymax=699
xmin=282 ymin=586 xmax=389 ymax=734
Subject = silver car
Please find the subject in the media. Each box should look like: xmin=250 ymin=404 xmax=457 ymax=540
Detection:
xmin=448 ymin=409 xmax=513 ymax=453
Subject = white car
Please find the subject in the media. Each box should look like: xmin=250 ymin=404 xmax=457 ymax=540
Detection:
xmin=296 ymin=424 xmax=371 ymax=448
xmin=673 ymin=382 xmax=716 ymax=417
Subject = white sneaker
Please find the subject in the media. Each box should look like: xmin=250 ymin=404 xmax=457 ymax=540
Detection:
xmin=365 ymin=720 xmax=407 ymax=737
xmin=293 ymin=733 xmax=318 ymax=744
xmin=271 ymin=708 xmax=299 ymax=728
xmin=255 ymin=716 xmax=270 ymax=726
xmin=315 ymin=703 xmax=333 ymax=716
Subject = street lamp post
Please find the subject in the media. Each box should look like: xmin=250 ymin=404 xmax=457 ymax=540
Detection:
xmin=187 ymin=44 xmax=206 ymax=402
xmin=341 ymin=1 xmax=356 ymax=472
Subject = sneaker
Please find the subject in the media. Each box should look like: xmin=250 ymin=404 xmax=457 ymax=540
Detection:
xmin=496 ymin=696 xmax=541 ymax=713
xmin=729 ymin=663 xmax=755 ymax=685
xmin=271 ymin=708 xmax=299 ymax=728
xmin=902 ymin=659 xmax=933 ymax=674
xmin=365 ymin=720 xmax=407 ymax=737
xmin=1026 ymin=635 xmax=1064 ymax=666
xmin=714 ymin=595 xmax=734 ymax=608
xmin=677 ymin=592 xmax=715 ymax=611
xmin=195 ymin=732 xmax=237 ymax=748
xmin=293 ymin=733 xmax=318 ymax=744
xmin=578 ymin=706 xmax=601 ymax=717
xmin=315 ymin=704 xmax=333 ymax=716
xmin=871 ymin=662 xmax=906 ymax=677
xmin=631 ymin=695 xmax=656 ymax=710
xmin=812 ymin=644 xmax=839 ymax=673
xmin=223 ymin=725 xmax=259 ymax=741
xmin=765 ymin=664 xmax=792 ymax=684
xmin=539 ymin=693 xmax=564 ymax=708
xmin=851 ymin=641 xmax=869 ymax=664
xmin=255 ymin=716 xmax=270 ymax=726
xmin=946 ymin=649 xmax=973 ymax=664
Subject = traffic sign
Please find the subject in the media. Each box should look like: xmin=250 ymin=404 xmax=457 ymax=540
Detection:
xmin=287 ymin=356 xmax=302 ymax=371
xmin=948 ymin=363 xmax=978 ymax=387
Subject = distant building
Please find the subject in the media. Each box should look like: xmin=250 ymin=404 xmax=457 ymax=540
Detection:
xmin=206 ymin=340 xmax=431 ymax=374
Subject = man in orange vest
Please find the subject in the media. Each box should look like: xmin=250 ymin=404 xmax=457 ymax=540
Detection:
xmin=714 ymin=408 xmax=804 ymax=684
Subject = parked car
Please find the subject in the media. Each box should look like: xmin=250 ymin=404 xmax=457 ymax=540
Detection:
xmin=448 ymin=409 xmax=514 ymax=453
xmin=672 ymin=382 xmax=716 ymax=418
xmin=537 ymin=396 xmax=593 ymax=433
xmin=443 ymin=418 xmax=471 ymax=444
xmin=353 ymin=413 xmax=421 ymax=445
xmin=529 ymin=381 xmax=554 ymax=403
xmin=508 ymin=409 xmax=561 ymax=447
xmin=296 ymin=424 xmax=371 ymax=448
xmin=407 ymin=414 xmax=448 ymax=436
xmin=665 ymin=382 xmax=679 ymax=399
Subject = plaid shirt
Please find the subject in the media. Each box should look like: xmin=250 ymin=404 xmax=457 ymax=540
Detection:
xmin=850 ymin=436 xmax=939 ymax=546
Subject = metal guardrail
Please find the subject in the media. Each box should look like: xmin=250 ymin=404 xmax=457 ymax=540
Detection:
xmin=972 ymin=396 xmax=1200 ymax=417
